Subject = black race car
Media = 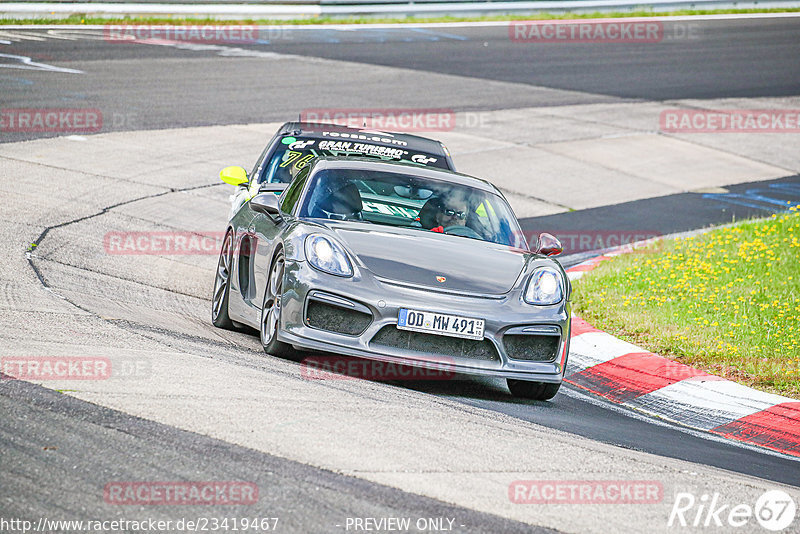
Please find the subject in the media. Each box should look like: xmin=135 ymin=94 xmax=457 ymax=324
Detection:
xmin=220 ymin=122 xmax=456 ymax=218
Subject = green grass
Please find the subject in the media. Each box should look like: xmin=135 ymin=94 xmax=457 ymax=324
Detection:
xmin=2 ymin=7 xmax=800 ymax=26
xmin=572 ymin=207 xmax=800 ymax=398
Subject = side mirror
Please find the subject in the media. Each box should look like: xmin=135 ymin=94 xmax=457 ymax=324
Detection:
xmin=219 ymin=166 xmax=248 ymax=187
xmin=535 ymin=232 xmax=563 ymax=257
xmin=250 ymin=193 xmax=282 ymax=221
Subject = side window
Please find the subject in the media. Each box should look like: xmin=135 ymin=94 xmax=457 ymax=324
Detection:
xmin=280 ymin=167 xmax=309 ymax=215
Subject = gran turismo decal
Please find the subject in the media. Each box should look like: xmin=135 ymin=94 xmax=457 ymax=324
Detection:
xmin=288 ymin=139 xmax=315 ymax=150
xmin=412 ymin=154 xmax=438 ymax=165
xmin=318 ymin=140 xmax=407 ymax=159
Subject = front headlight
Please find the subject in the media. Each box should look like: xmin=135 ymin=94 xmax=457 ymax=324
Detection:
xmin=305 ymin=235 xmax=353 ymax=277
xmin=524 ymin=266 xmax=564 ymax=305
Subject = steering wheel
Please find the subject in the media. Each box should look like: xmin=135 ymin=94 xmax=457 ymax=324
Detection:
xmin=443 ymin=225 xmax=482 ymax=239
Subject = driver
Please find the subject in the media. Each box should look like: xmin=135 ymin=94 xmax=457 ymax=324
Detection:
xmin=431 ymin=196 xmax=468 ymax=232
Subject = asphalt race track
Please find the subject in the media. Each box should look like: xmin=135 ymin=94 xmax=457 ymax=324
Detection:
xmin=1 ymin=16 xmax=800 ymax=533
xmin=1 ymin=16 xmax=799 ymax=140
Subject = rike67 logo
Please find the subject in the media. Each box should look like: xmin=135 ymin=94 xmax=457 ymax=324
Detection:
xmin=669 ymin=490 xmax=796 ymax=531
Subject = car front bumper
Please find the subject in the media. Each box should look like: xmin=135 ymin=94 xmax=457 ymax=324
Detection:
xmin=278 ymin=259 xmax=571 ymax=383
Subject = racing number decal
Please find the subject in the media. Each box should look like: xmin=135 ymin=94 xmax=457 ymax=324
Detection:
xmin=279 ymin=150 xmax=300 ymax=167
xmin=279 ymin=151 xmax=315 ymax=169
xmin=295 ymin=154 xmax=315 ymax=169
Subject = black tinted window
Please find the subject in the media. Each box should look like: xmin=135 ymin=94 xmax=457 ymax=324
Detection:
xmin=279 ymin=167 xmax=309 ymax=214
xmin=298 ymin=168 xmax=526 ymax=248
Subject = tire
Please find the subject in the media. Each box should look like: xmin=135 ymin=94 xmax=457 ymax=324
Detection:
xmin=507 ymin=379 xmax=561 ymax=401
xmin=259 ymin=251 xmax=294 ymax=358
xmin=211 ymin=231 xmax=235 ymax=329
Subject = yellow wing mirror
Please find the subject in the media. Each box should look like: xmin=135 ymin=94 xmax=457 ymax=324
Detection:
xmin=219 ymin=166 xmax=248 ymax=187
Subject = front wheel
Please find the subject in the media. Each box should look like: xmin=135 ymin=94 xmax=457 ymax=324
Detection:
xmin=260 ymin=252 xmax=294 ymax=358
xmin=211 ymin=231 xmax=235 ymax=329
xmin=507 ymin=379 xmax=561 ymax=401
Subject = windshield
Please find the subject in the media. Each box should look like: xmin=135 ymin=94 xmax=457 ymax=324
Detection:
xmin=262 ymin=136 xmax=450 ymax=183
xmin=298 ymin=168 xmax=526 ymax=248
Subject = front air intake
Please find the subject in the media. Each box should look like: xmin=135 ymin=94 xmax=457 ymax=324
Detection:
xmin=305 ymin=294 xmax=372 ymax=336
xmin=370 ymin=326 xmax=499 ymax=361
xmin=503 ymin=334 xmax=560 ymax=362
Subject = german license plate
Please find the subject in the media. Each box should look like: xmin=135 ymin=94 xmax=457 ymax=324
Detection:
xmin=397 ymin=308 xmax=485 ymax=341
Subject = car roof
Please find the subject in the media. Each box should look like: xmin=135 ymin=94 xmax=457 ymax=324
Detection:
xmin=310 ymin=157 xmax=499 ymax=194
xmin=277 ymin=121 xmax=448 ymax=157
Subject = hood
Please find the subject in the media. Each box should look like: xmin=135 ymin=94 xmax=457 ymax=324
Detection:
xmin=325 ymin=223 xmax=528 ymax=295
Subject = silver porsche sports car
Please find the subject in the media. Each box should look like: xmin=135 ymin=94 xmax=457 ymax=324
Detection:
xmin=212 ymin=157 xmax=571 ymax=400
